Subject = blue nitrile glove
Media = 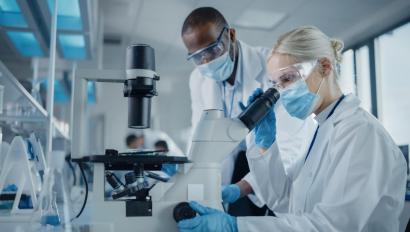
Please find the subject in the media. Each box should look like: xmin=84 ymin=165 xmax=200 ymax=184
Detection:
xmin=162 ymin=164 xmax=178 ymax=176
xmin=178 ymin=201 xmax=238 ymax=232
xmin=221 ymin=184 xmax=241 ymax=203
xmin=240 ymin=88 xmax=276 ymax=149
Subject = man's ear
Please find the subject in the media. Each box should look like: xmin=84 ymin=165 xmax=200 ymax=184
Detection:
xmin=229 ymin=28 xmax=236 ymax=42
xmin=319 ymin=58 xmax=332 ymax=77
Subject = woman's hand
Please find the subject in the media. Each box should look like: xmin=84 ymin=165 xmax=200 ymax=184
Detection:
xmin=241 ymin=88 xmax=277 ymax=150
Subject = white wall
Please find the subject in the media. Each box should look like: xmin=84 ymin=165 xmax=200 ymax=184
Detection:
xmin=155 ymin=71 xmax=191 ymax=151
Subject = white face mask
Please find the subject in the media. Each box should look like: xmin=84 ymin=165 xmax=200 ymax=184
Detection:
xmin=281 ymin=77 xmax=324 ymax=119
xmin=196 ymin=36 xmax=235 ymax=82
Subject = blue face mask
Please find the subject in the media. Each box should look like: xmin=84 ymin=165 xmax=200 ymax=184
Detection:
xmin=196 ymin=49 xmax=234 ymax=82
xmin=281 ymin=78 xmax=324 ymax=119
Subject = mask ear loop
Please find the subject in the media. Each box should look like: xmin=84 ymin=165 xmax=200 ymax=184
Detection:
xmin=313 ymin=59 xmax=325 ymax=95
xmin=315 ymin=76 xmax=325 ymax=95
xmin=225 ymin=28 xmax=237 ymax=64
xmin=228 ymin=28 xmax=237 ymax=63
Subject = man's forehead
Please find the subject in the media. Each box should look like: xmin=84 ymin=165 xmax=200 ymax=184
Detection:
xmin=183 ymin=23 xmax=221 ymax=45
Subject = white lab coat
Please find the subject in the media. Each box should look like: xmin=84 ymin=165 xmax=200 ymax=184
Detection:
xmin=238 ymin=94 xmax=407 ymax=231
xmin=189 ymin=41 xmax=316 ymax=192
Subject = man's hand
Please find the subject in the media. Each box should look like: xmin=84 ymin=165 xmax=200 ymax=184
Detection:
xmin=222 ymin=184 xmax=241 ymax=203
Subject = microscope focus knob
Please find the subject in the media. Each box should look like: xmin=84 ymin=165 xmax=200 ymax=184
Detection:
xmin=173 ymin=202 xmax=197 ymax=223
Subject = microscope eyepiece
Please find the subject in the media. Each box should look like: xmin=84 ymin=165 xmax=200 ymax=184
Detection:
xmin=238 ymin=88 xmax=280 ymax=131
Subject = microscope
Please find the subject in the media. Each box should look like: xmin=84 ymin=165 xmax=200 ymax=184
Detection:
xmin=71 ymin=44 xmax=279 ymax=231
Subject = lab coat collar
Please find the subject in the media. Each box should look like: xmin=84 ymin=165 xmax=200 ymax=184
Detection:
xmin=325 ymin=94 xmax=360 ymax=125
xmin=314 ymin=97 xmax=340 ymax=125
xmin=238 ymin=40 xmax=265 ymax=84
xmin=314 ymin=94 xmax=360 ymax=125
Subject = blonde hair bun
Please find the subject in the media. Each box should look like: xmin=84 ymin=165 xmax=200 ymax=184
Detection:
xmin=271 ymin=25 xmax=345 ymax=65
xmin=330 ymin=39 xmax=344 ymax=63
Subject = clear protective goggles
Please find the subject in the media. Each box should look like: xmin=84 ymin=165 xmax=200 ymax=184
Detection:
xmin=268 ymin=59 xmax=319 ymax=92
xmin=187 ymin=27 xmax=230 ymax=65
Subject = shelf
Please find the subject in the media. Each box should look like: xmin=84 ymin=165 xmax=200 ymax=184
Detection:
xmin=0 ymin=60 xmax=70 ymax=141
xmin=0 ymin=62 xmax=47 ymax=118
xmin=0 ymin=115 xmax=45 ymax=123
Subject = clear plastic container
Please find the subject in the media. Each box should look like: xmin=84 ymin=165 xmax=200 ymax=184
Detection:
xmin=40 ymin=191 xmax=61 ymax=226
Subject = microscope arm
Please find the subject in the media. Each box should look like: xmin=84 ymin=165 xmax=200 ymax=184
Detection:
xmin=189 ymin=88 xmax=280 ymax=164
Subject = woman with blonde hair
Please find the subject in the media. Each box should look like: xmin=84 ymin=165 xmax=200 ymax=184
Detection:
xmin=177 ymin=26 xmax=406 ymax=232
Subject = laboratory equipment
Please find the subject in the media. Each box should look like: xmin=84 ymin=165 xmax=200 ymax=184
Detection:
xmin=71 ymin=43 xmax=279 ymax=231
xmin=39 ymin=191 xmax=60 ymax=226
xmin=125 ymin=45 xmax=159 ymax=129
xmin=0 ymin=134 xmax=46 ymax=222
xmin=28 ymin=133 xmax=47 ymax=181
xmin=36 ymin=150 xmax=67 ymax=227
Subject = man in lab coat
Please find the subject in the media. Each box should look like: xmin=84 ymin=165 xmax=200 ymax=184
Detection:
xmin=181 ymin=7 xmax=315 ymax=215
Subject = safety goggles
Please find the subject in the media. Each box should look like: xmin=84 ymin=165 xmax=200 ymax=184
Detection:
xmin=268 ymin=60 xmax=318 ymax=92
xmin=187 ymin=27 xmax=229 ymax=65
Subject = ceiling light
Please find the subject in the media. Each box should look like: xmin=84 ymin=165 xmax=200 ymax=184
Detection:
xmin=6 ymin=31 xmax=43 ymax=56
xmin=234 ymin=9 xmax=286 ymax=30
xmin=0 ymin=0 xmax=28 ymax=28
xmin=47 ymin=0 xmax=82 ymax=30
xmin=58 ymin=34 xmax=86 ymax=60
